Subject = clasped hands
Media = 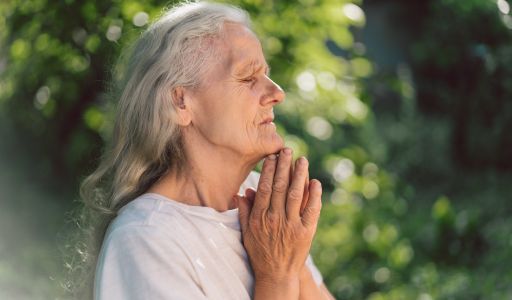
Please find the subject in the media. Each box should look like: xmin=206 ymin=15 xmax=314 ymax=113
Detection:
xmin=236 ymin=147 xmax=322 ymax=298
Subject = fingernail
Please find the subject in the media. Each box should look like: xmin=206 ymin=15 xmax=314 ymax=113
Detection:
xmin=299 ymin=157 xmax=307 ymax=166
xmin=283 ymin=148 xmax=292 ymax=155
xmin=268 ymin=154 xmax=276 ymax=160
xmin=315 ymin=180 xmax=322 ymax=191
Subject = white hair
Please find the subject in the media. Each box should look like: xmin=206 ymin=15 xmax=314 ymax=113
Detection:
xmin=65 ymin=2 xmax=251 ymax=298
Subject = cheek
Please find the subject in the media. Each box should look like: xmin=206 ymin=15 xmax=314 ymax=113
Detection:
xmin=198 ymin=86 xmax=264 ymax=149
xmin=209 ymin=102 xmax=254 ymax=142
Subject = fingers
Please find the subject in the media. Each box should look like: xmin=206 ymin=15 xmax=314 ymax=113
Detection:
xmin=300 ymin=172 xmax=310 ymax=216
xmin=252 ymin=154 xmax=277 ymax=217
xmin=269 ymin=148 xmax=293 ymax=214
xmin=237 ymin=188 xmax=256 ymax=234
xmin=245 ymin=188 xmax=256 ymax=202
xmin=302 ymin=179 xmax=322 ymax=229
xmin=236 ymin=194 xmax=250 ymax=234
xmin=286 ymin=157 xmax=309 ymax=220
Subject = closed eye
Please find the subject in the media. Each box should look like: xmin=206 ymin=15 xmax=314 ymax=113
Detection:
xmin=240 ymin=77 xmax=256 ymax=84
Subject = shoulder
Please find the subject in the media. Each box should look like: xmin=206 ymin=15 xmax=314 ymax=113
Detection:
xmin=95 ymin=220 xmax=204 ymax=299
xmin=100 ymin=221 xmax=184 ymax=266
xmin=96 ymin=200 xmax=199 ymax=283
xmin=103 ymin=195 xmax=187 ymax=252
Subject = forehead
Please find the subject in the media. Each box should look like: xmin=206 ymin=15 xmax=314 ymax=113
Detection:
xmin=219 ymin=23 xmax=266 ymax=74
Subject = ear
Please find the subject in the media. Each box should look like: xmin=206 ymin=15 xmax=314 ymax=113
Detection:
xmin=172 ymin=86 xmax=192 ymax=126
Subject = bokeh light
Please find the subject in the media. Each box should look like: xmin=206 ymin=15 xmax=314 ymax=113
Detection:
xmin=1 ymin=0 xmax=512 ymax=298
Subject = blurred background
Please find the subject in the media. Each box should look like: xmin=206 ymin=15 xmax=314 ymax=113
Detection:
xmin=1 ymin=0 xmax=511 ymax=299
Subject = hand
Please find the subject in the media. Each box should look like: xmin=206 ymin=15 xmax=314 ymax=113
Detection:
xmin=236 ymin=148 xmax=323 ymax=285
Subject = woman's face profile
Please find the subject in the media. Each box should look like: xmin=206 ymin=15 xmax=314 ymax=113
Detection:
xmin=185 ymin=22 xmax=286 ymax=160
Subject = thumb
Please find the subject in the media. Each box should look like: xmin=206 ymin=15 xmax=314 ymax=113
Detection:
xmin=245 ymin=188 xmax=256 ymax=202
xmin=236 ymin=194 xmax=251 ymax=233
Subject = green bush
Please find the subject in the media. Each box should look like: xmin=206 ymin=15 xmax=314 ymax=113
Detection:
xmin=1 ymin=0 xmax=511 ymax=299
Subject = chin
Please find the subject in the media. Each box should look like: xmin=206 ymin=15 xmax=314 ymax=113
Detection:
xmin=249 ymin=133 xmax=284 ymax=161
xmin=265 ymin=135 xmax=285 ymax=155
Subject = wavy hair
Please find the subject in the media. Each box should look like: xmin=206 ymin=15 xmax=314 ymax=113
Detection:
xmin=64 ymin=2 xmax=250 ymax=298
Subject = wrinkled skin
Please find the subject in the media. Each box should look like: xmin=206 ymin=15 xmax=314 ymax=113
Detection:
xmin=238 ymin=149 xmax=322 ymax=279
xmin=152 ymin=22 xmax=334 ymax=299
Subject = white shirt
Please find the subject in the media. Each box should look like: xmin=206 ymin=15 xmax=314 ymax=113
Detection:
xmin=94 ymin=171 xmax=323 ymax=299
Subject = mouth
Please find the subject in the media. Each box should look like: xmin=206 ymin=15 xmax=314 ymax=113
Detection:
xmin=259 ymin=116 xmax=274 ymax=125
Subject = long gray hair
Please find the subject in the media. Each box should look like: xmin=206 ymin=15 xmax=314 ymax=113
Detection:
xmin=65 ymin=2 xmax=250 ymax=298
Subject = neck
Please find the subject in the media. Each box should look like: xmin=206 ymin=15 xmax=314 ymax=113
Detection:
xmin=148 ymin=134 xmax=260 ymax=212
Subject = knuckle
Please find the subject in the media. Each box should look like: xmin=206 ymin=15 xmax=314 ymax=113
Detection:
xmin=287 ymin=188 xmax=302 ymax=201
xmin=266 ymin=212 xmax=281 ymax=228
xmin=272 ymin=179 xmax=288 ymax=193
xmin=304 ymin=206 xmax=321 ymax=218
xmin=258 ymin=180 xmax=272 ymax=194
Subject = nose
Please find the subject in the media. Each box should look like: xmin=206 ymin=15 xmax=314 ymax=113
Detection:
xmin=260 ymin=76 xmax=285 ymax=106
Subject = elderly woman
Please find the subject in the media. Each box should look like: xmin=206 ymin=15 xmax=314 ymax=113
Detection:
xmin=82 ymin=1 xmax=334 ymax=299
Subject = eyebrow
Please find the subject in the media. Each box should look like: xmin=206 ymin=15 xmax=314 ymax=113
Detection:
xmin=234 ymin=59 xmax=270 ymax=77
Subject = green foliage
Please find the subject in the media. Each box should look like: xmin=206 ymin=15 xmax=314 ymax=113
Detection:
xmin=1 ymin=0 xmax=511 ymax=299
xmin=411 ymin=0 xmax=512 ymax=169
xmin=356 ymin=0 xmax=512 ymax=298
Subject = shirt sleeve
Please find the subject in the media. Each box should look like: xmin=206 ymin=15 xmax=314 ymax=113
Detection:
xmin=305 ymin=254 xmax=324 ymax=286
xmin=94 ymin=225 xmax=207 ymax=300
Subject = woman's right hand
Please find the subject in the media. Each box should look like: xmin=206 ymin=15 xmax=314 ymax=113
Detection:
xmin=236 ymin=147 xmax=323 ymax=299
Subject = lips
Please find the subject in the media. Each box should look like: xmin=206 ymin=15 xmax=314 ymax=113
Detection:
xmin=259 ymin=115 xmax=274 ymax=125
